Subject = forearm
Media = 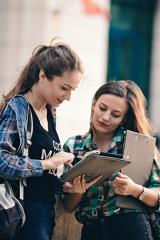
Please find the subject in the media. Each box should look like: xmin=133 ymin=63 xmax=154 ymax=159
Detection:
xmin=114 ymin=172 xmax=160 ymax=208
xmin=0 ymin=155 xmax=43 ymax=179
xmin=132 ymin=184 xmax=159 ymax=207
xmin=63 ymin=193 xmax=84 ymax=213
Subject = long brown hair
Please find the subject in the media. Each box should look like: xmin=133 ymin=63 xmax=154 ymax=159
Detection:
xmin=0 ymin=40 xmax=83 ymax=112
xmin=90 ymin=80 xmax=153 ymax=136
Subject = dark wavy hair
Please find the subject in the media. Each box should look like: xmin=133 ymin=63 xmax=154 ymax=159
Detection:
xmin=0 ymin=40 xmax=83 ymax=112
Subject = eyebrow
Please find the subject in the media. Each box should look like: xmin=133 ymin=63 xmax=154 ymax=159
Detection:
xmin=63 ymin=84 xmax=72 ymax=88
xmin=63 ymin=83 xmax=77 ymax=90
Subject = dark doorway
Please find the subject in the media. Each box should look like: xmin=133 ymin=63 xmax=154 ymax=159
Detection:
xmin=107 ymin=0 xmax=157 ymax=101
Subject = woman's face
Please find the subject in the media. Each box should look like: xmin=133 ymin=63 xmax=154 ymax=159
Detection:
xmin=91 ymin=94 xmax=128 ymax=135
xmin=41 ymin=70 xmax=83 ymax=107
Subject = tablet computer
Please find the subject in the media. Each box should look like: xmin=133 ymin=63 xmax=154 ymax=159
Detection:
xmin=60 ymin=151 xmax=130 ymax=184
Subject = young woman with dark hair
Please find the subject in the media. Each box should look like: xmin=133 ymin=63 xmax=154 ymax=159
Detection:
xmin=0 ymin=40 xmax=83 ymax=240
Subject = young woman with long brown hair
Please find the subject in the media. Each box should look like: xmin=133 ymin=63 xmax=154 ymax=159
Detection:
xmin=63 ymin=80 xmax=160 ymax=240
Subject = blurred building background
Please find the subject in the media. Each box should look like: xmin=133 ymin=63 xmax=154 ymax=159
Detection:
xmin=0 ymin=0 xmax=109 ymax=146
xmin=107 ymin=0 xmax=160 ymax=147
xmin=0 ymin=0 xmax=160 ymax=239
xmin=0 ymin=0 xmax=159 ymax=146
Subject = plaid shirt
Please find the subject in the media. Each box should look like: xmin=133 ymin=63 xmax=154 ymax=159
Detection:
xmin=63 ymin=128 xmax=160 ymax=224
xmin=0 ymin=95 xmax=43 ymax=179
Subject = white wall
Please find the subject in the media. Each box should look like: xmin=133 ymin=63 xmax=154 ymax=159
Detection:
xmin=0 ymin=0 xmax=47 ymax=96
xmin=48 ymin=0 xmax=110 ymax=143
xmin=0 ymin=0 xmax=110 ymax=144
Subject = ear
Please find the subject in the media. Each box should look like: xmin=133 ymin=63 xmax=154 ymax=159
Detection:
xmin=39 ymin=69 xmax=46 ymax=81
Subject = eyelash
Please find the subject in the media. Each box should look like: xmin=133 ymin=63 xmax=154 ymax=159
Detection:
xmin=99 ymin=106 xmax=120 ymax=118
xmin=61 ymin=86 xmax=69 ymax=91
xmin=99 ymin=106 xmax=106 ymax=111
xmin=112 ymin=114 xmax=120 ymax=118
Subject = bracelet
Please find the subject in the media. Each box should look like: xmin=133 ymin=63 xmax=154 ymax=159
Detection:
xmin=138 ymin=186 xmax=147 ymax=201
xmin=136 ymin=185 xmax=144 ymax=199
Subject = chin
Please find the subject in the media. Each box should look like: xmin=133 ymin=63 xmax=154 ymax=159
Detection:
xmin=98 ymin=127 xmax=112 ymax=134
xmin=55 ymin=103 xmax=60 ymax=107
xmin=50 ymin=102 xmax=59 ymax=108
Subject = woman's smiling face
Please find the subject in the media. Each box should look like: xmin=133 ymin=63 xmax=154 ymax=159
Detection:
xmin=40 ymin=70 xmax=83 ymax=107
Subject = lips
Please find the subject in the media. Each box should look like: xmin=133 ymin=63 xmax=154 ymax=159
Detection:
xmin=98 ymin=121 xmax=110 ymax=128
xmin=57 ymin=99 xmax=64 ymax=104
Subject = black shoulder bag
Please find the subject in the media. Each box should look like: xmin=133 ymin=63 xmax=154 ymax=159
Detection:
xmin=146 ymin=190 xmax=160 ymax=240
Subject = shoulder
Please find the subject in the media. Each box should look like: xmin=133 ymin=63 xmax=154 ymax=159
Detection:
xmin=8 ymin=95 xmax=29 ymax=112
xmin=0 ymin=95 xmax=29 ymax=131
xmin=63 ymin=133 xmax=88 ymax=152
xmin=6 ymin=95 xmax=29 ymax=120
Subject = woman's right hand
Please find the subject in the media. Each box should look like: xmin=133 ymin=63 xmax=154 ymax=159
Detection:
xmin=63 ymin=175 xmax=102 ymax=213
xmin=41 ymin=151 xmax=74 ymax=170
xmin=63 ymin=175 xmax=102 ymax=194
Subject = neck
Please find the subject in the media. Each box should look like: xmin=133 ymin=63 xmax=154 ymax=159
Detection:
xmin=24 ymin=86 xmax=46 ymax=112
xmin=93 ymin=131 xmax=114 ymax=152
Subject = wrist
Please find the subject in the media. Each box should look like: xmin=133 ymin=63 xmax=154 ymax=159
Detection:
xmin=138 ymin=186 xmax=147 ymax=201
xmin=132 ymin=184 xmax=144 ymax=198
xmin=41 ymin=159 xmax=55 ymax=170
xmin=41 ymin=160 xmax=48 ymax=170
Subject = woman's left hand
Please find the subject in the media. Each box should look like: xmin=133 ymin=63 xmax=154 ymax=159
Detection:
xmin=112 ymin=172 xmax=140 ymax=196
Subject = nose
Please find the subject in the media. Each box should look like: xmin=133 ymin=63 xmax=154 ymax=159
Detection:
xmin=102 ymin=111 xmax=110 ymax=121
xmin=65 ymin=91 xmax=72 ymax=101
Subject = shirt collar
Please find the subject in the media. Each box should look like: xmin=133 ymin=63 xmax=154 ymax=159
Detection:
xmin=110 ymin=127 xmax=124 ymax=149
xmin=74 ymin=127 xmax=125 ymax=152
